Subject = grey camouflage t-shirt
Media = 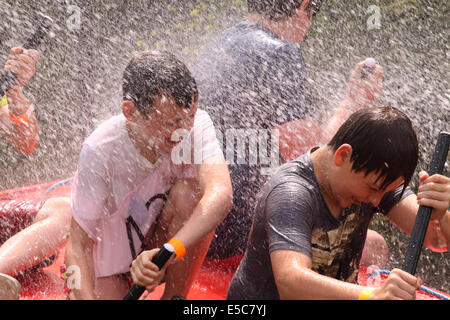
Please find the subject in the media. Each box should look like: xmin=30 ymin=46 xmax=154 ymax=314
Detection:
xmin=227 ymin=148 xmax=413 ymax=300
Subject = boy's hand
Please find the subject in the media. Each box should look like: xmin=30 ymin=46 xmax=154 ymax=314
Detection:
xmin=417 ymin=171 xmax=450 ymax=221
xmin=4 ymin=47 xmax=40 ymax=89
xmin=130 ymin=248 xmax=167 ymax=293
xmin=371 ymin=268 xmax=421 ymax=300
xmin=346 ymin=60 xmax=383 ymax=110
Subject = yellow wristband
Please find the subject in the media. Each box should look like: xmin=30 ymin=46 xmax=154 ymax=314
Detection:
xmin=168 ymin=238 xmax=186 ymax=261
xmin=0 ymin=95 xmax=7 ymax=108
xmin=358 ymin=287 xmax=375 ymax=300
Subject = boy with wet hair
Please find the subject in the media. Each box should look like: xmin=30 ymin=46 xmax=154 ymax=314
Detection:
xmin=227 ymin=106 xmax=450 ymax=300
xmin=65 ymin=50 xmax=232 ymax=299
xmin=123 ymin=51 xmax=198 ymax=116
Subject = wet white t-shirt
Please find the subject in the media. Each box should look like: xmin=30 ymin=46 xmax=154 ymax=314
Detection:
xmin=71 ymin=109 xmax=222 ymax=277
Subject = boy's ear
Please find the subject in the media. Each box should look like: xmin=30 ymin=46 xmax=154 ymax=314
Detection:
xmin=333 ymin=144 xmax=353 ymax=167
xmin=122 ymin=100 xmax=137 ymax=120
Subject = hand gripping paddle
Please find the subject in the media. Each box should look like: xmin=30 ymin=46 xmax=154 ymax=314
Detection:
xmin=402 ymin=131 xmax=450 ymax=275
xmin=0 ymin=15 xmax=53 ymax=97
xmin=123 ymin=243 xmax=174 ymax=300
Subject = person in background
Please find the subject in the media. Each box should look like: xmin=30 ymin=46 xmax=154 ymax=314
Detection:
xmin=193 ymin=0 xmax=384 ymax=264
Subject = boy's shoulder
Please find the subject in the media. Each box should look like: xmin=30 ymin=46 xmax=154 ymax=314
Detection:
xmin=271 ymin=151 xmax=317 ymax=187
xmin=261 ymin=151 xmax=322 ymax=204
xmin=78 ymin=114 xmax=133 ymax=171
xmin=83 ymin=114 xmax=127 ymax=152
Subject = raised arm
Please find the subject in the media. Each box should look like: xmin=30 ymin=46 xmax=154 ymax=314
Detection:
xmin=0 ymin=47 xmax=40 ymax=154
xmin=320 ymin=60 xmax=383 ymax=144
xmin=277 ymin=60 xmax=383 ymax=162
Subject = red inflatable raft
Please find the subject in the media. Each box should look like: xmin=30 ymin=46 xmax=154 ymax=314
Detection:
xmin=0 ymin=179 xmax=448 ymax=300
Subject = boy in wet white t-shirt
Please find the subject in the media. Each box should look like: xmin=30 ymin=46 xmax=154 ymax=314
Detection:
xmin=65 ymin=50 xmax=232 ymax=300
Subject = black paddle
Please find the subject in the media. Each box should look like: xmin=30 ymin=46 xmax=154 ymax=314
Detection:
xmin=402 ymin=131 xmax=450 ymax=275
xmin=123 ymin=243 xmax=175 ymax=300
xmin=0 ymin=14 xmax=53 ymax=97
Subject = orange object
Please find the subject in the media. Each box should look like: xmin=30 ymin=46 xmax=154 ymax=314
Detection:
xmin=9 ymin=112 xmax=29 ymax=124
xmin=358 ymin=286 xmax=375 ymax=300
xmin=8 ymin=104 xmax=34 ymax=125
xmin=168 ymin=238 xmax=186 ymax=261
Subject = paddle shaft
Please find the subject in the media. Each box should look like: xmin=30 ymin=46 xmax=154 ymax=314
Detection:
xmin=0 ymin=15 xmax=53 ymax=97
xmin=402 ymin=131 xmax=450 ymax=275
xmin=123 ymin=244 xmax=174 ymax=300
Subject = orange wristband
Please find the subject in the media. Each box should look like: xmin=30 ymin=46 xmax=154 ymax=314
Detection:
xmin=168 ymin=238 xmax=186 ymax=261
xmin=8 ymin=104 xmax=34 ymax=125
xmin=358 ymin=287 xmax=375 ymax=300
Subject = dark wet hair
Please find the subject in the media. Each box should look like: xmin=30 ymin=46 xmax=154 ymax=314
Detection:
xmin=247 ymin=0 xmax=321 ymax=20
xmin=328 ymin=106 xmax=419 ymax=192
xmin=122 ymin=50 xmax=198 ymax=116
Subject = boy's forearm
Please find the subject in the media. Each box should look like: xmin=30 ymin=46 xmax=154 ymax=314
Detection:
xmin=174 ymin=159 xmax=232 ymax=249
xmin=275 ymin=263 xmax=362 ymax=300
xmin=6 ymin=87 xmax=30 ymax=115
xmin=1 ymin=87 xmax=39 ymax=154
xmin=389 ymin=195 xmax=449 ymax=252
xmin=421 ymin=211 xmax=449 ymax=252
xmin=174 ymin=183 xmax=232 ymax=249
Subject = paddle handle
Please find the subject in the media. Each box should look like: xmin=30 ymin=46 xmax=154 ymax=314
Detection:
xmin=123 ymin=243 xmax=174 ymax=300
xmin=402 ymin=131 xmax=450 ymax=275
xmin=0 ymin=15 xmax=53 ymax=97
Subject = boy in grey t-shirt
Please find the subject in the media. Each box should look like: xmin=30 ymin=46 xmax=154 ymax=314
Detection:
xmin=227 ymin=107 xmax=450 ymax=300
